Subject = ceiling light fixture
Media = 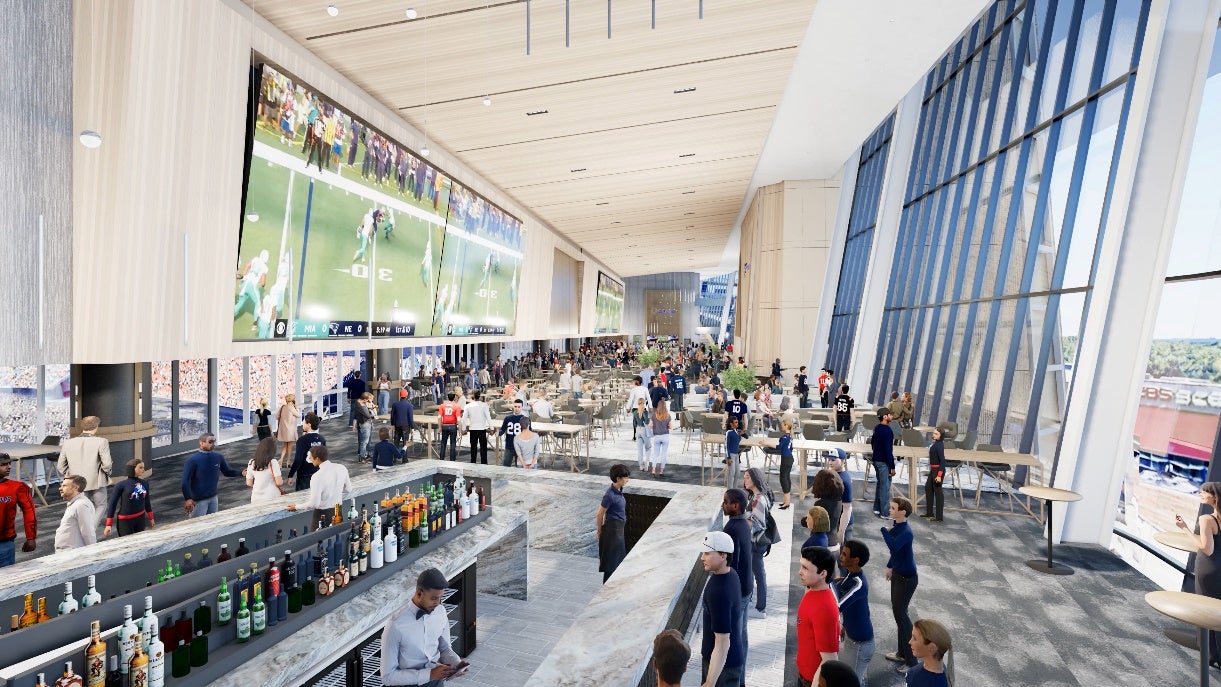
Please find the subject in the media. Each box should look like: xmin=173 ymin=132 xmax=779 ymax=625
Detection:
xmin=679 ymin=153 xmax=695 ymax=158
xmin=682 ymin=190 xmax=695 ymax=195
xmin=596 ymin=202 xmax=609 ymax=206
xmin=674 ymin=87 xmax=696 ymax=94
xmin=421 ymin=145 xmax=430 ymax=157
xmin=406 ymin=7 xmax=418 ymax=19
xmin=483 ymin=95 xmax=492 ymax=106
xmin=685 ymin=212 xmax=695 ymax=215
xmin=246 ymin=211 xmax=260 ymax=222
xmin=526 ymin=109 xmax=548 ymax=116
xmin=570 ymin=168 xmax=587 ymax=173
xmin=326 ymin=3 xmax=339 ymax=17
xmin=78 ymin=130 xmax=102 ymax=148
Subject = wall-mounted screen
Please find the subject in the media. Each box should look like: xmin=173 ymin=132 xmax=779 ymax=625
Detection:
xmin=430 ymin=183 xmax=524 ymax=336
xmin=594 ymin=272 xmax=625 ymax=334
xmin=233 ymin=60 xmax=448 ymax=341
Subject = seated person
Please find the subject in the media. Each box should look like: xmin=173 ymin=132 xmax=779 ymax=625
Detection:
xmin=694 ymin=375 xmax=711 ymax=395
xmin=370 ymin=427 xmax=406 ymax=470
xmin=533 ymin=393 xmax=556 ymax=420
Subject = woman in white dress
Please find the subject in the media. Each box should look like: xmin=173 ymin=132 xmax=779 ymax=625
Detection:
xmin=247 ymin=437 xmax=284 ymax=504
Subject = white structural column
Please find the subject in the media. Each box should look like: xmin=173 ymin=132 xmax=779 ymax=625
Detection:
xmin=844 ymin=84 xmax=923 ymax=398
xmin=1058 ymin=0 xmax=1220 ymax=543
xmin=807 ymin=149 xmax=860 ymax=373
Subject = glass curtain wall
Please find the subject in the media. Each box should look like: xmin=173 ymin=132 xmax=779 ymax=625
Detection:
xmin=826 ymin=114 xmax=896 ymax=378
xmin=869 ymin=0 xmax=1148 ymax=469
xmin=1115 ymin=19 xmax=1221 ymax=588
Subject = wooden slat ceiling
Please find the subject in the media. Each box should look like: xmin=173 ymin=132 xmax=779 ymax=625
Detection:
xmin=248 ymin=0 xmax=818 ymax=277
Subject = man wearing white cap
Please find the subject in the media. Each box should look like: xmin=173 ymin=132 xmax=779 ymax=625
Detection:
xmin=699 ymin=531 xmax=744 ymax=687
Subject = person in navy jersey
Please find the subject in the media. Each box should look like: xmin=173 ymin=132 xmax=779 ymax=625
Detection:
xmin=180 ymin=434 xmax=245 ymax=518
xmin=724 ymin=390 xmax=749 ymax=437
xmin=721 ymin=489 xmax=754 ymax=687
xmin=905 ymin=619 xmax=951 ymax=687
xmin=796 ymin=366 xmax=810 ymax=409
xmin=670 ymin=367 xmax=687 ymax=412
xmin=389 ymin=390 xmax=416 ymax=449
xmin=698 ymin=531 xmax=744 ymax=687
xmin=287 ymin=414 xmax=326 ymax=492
xmin=835 ymin=540 xmax=875 ymax=687
xmin=496 ymin=399 xmax=527 ymax=468
xmin=649 ymin=376 xmax=670 ymax=409
xmin=833 ymin=384 xmax=854 ymax=431
xmin=827 ymin=449 xmax=855 ymax=560
xmin=343 ymin=371 xmax=366 ymax=429
xmin=105 ymin=458 xmax=154 ymax=537
xmin=777 ymin=420 xmax=795 ymax=509
xmin=595 ymin=463 xmax=630 ymax=582
xmin=881 ymin=496 xmax=918 ymax=673
xmin=770 ymin=358 xmax=782 ymax=378
xmin=921 ymin=428 xmax=946 ymax=522
xmin=870 ymin=409 xmax=895 ymax=516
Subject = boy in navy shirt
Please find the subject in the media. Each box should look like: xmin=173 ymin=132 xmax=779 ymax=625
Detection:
xmin=496 ymin=399 xmax=527 ymax=468
xmin=836 ymin=540 xmax=876 ymax=686
xmin=669 ymin=367 xmax=687 ymax=412
xmin=724 ymin=390 xmax=749 ymax=437
xmin=699 ymin=531 xmax=744 ymax=687
xmin=649 ymin=376 xmax=670 ymax=409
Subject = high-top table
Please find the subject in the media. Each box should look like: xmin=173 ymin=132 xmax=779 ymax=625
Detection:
xmin=1155 ymin=530 xmax=1206 ymax=650
xmin=1018 ymin=485 xmax=1082 ymax=575
xmin=1146 ymin=590 xmax=1221 ymax=687
xmin=0 ymin=442 xmax=62 ymax=506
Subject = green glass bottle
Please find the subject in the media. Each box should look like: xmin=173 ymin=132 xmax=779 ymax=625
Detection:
xmin=408 ymin=522 xmax=420 ymax=549
xmin=170 ymin=640 xmax=191 ymax=678
xmin=235 ymin=592 xmax=251 ymax=643
xmin=193 ymin=600 xmax=211 ymax=636
xmin=190 ymin=630 xmax=208 ymax=667
xmin=251 ymin=585 xmax=267 ymax=635
xmin=301 ymin=573 xmax=316 ymax=606
xmin=216 ymin=578 xmax=232 ymax=626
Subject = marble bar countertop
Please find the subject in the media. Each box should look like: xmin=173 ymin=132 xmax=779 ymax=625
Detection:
xmin=2 ymin=461 xmax=478 ymax=598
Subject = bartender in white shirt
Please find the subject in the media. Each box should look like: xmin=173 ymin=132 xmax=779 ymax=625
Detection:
xmin=382 ymin=568 xmax=469 ymax=686
xmin=285 ymin=445 xmax=352 ymax=530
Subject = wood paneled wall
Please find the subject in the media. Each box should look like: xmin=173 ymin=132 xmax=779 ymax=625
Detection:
xmin=67 ymin=0 xmax=622 ymax=365
xmin=1 ymin=0 xmax=73 ymax=365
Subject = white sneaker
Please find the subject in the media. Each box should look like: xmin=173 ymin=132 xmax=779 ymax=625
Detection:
xmin=747 ymin=607 xmax=766 ymax=619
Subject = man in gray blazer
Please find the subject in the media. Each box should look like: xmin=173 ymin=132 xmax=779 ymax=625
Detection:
xmin=57 ymin=415 xmax=112 ymax=529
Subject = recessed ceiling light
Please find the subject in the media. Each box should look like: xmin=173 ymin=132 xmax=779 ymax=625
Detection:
xmin=483 ymin=96 xmax=492 ymax=106
xmin=526 ymin=109 xmax=549 ymax=116
xmin=570 ymin=168 xmax=587 ymax=173
xmin=679 ymin=153 xmax=695 ymax=158
xmin=78 ymin=130 xmax=102 ymax=148
xmin=406 ymin=7 xmax=418 ymax=19
xmin=326 ymin=3 xmax=339 ymax=17
xmin=674 ymin=87 xmax=696 ymax=94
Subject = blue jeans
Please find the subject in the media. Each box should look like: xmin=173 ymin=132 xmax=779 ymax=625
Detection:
xmin=357 ymin=423 xmax=372 ymax=459
xmin=439 ymin=425 xmax=458 ymax=461
xmin=840 ymin=635 xmax=876 ymax=687
xmin=737 ymin=595 xmax=752 ymax=686
xmin=377 ymin=390 xmax=390 ymax=415
xmin=0 ymin=539 xmax=15 ymax=567
xmin=189 ymin=495 xmax=219 ymax=518
xmin=751 ymin=543 xmax=767 ymax=611
xmin=872 ymin=461 xmax=892 ymax=513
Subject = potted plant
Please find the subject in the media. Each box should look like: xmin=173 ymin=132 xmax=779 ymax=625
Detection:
xmin=719 ymin=364 xmax=758 ymax=396
xmin=636 ymin=348 xmax=662 ymax=369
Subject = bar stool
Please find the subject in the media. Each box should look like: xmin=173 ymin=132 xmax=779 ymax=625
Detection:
xmin=1146 ymin=590 xmax=1221 ymax=687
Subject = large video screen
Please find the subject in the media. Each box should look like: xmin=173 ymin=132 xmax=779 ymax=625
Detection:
xmin=594 ymin=272 xmax=625 ymax=334
xmin=233 ymin=61 xmax=448 ymax=341
xmin=431 ymin=183 xmax=524 ymax=336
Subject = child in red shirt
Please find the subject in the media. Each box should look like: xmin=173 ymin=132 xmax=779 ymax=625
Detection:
xmin=796 ymin=545 xmax=840 ymax=686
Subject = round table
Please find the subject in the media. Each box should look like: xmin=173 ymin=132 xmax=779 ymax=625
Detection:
xmin=1018 ymin=485 xmax=1082 ymax=575
xmin=1146 ymin=590 xmax=1221 ymax=687
xmin=1155 ymin=530 xmax=1206 ymax=650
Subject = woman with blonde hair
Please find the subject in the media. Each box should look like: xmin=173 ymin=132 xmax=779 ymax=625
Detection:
xmin=275 ymin=394 xmax=301 ymax=465
xmin=252 ymin=398 xmax=272 ymax=441
xmin=632 ymin=397 xmax=652 ymax=471
xmin=906 ymin=618 xmax=952 ymax=684
xmin=247 ymin=437 xmax=284 ymax=504
xmin=648 ymin=401 xmax=671 ymax=477
xmin=801 ymin=505 xmax=831 ymax=548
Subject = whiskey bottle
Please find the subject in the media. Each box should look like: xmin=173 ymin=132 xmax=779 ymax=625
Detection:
xmin=316 ymin=566 xmax=331 ymax=597
xmin=85 ymin=620 xmax=107 ymax=687
xmin=347 ymin=497 xmax=358 ymax=521
xmin=359 ymin=538 xmax=369 ymax=574
xmin=37 ymin=597 xmax=51 ymax=623
xmin=302 ymin=572 xmax=316 ymax=606
xmin=105 ymin=656 xmax=121 ymax=687
xmin=313 ymin=540 xmax=328 ymax=578
xmin=251 ymin=585 xmax=267 ymax=635
xmin=215 ymin=544 xmax=232 ymax=563
xmin=127 ymin=636 xmax=148 ymax=687
xmin=235 ymin=591 xmax=251 ymax=643
xmin=170 ymin=640 xmax=190 ymax=678
xmin=51 ymin=661 xmax=82 ymax=687
xmin=235 ymin=537 xmax=250 ymax=556
xmin=284 ymin=550 xmax=301 ymax=613
xmin=82 ymin=575 xmax=102 ymax=607
xmin=190 ymin=630 xmax=208 ymax=668
xmin=59 ymin=581 xmax=80 ymax=615
xmin=348 ymin=541 xmax=360 ymax=580
xmin=332 ymin=503 xmax=342 ymax=525
xmin=35 ymin=672 xmax=48 ymax=687
xmin=118 ymin=605 xmax=138 ymax=675
xmin=194 ymin=599 xmax=212 ymax=636
xmin=18 ymin=593 xmax=37 ymax=628
xmin=180 ymin=552 xmax=194 ymax=574
xmin=147 ymin=626 xmax=165 ymax=687
xmin=216 ymin=577 xmax=232 ymax=625
xmin=380 ymin=491 xmax=392 ymax=509
xmin=198 ymin=548 xmax=212 ymax=568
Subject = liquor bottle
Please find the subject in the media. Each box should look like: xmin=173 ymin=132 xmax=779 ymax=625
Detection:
xmin=347 ymin=497 xmax=358 ymax=521
xmin=35 ymin=673 xmax=48 ymax=687
xmin=251 ymin=585 xmax=267 ymax=635
xmin=82 ymin=575 xmax=102 ymax=607
xmin=164 ymin=560 xmax=175 ymax=580
xmin=399 ymin=498 xmax=411 ymax=533
xmin=52 ymin=661 xmax=82 ymax=687
xmin=37 ymin=597 xmax=51 ymax=623
xmin=105 ymin=656 xmax=121 ymax=687
xmin=361 ymin=508 xmax=370 ymax=538
xmin=478 ymin=485 xmax=486 ymax=510
xmin=147 ymin=626 xmax=165 ymax=687
xmin=140 ymin=597 xmax=159 ymax=652
xmin=333 ymin=562 xmax=347 ymax=589
xmin=460 ymin=490 xmax=471 ymax=520
xmin=409 ymin=518 xmax=421 ymax=548
xmin=383 ymin=523 xmax=398 ymax=564
xmin=59 ymin=582 xmax=79 ymax=615
xmin=276 ymin=567 xmax=289 ymax=621
xmin=348 ymin=541 xmax=360 ymax=580
xmin=235 ymin=537 xmax=250 ymax=556
xmin=419 ymin=516 xmax=429 ymax=544
xmin=181 ymin=552 xmax=194 ymax=574
xmin=316 ymin=566 xmax=331 ymax=597
xmin=359 ymin=538 xmax=369 ymax=574
xmin=332 ymin=503 xmax=342 ymax=525
xmin=235 ymin=591 xmax=251 ymax=643
xmin=275 ymin=529 xmax=283 ymax=545
xmin=370 ymin=505 xmax=382 ymax=538
xmin=118 ymin=605 xmax=138 ymax=674
xmin=173 ymin=563 xmax=182 ymax=578
xmin=216 ymin=577 xmax=232 ymax=625
xmin=396 ymin=517 xmax=408 ymax=557
xmin=85 ymin=620 xmax=107 ymax=687
xmin=380 ymin=491 xmax=392 ymax=509
xmin=194 ymin=599 xmax=211 ymax=636
xmin=283 ymin=550 xmax=301 ymax=613
xmin=170 ymin=640 xmax=190 ymax=678
xmin=190 ymin=630 xmax=208 ymax=667
xmin=265 ymin=558 xmax=280 ymax=627
xmin=233 ymin=569 xmax=248 ymax=619
xmin=313 ymin=540 xmax=328 ymax=578
xmin=198 ymin=548 xmax=212 ymax=568
xmin=171 ymin=611 xmax=191 ymax=648
xmin=302 ymin=572 xmax=316 ymax=606
xmin=248 ymin=563 xmax=262 ymax=603
xmin=127 ymin=636 xmax=148 ymax=687
xmin=215 ymin=544 xmax=232 ymax=563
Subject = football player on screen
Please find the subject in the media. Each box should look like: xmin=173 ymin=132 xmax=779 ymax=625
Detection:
xmin=234 ymin=249 xmax=270 ymax=327
xmin=420 ymin=235 xmax=433 ymax=287
xmin=353 ymin=208 xmax=381 ymax=263
xmin=477 ymin=252 xmax=493 ymax=290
